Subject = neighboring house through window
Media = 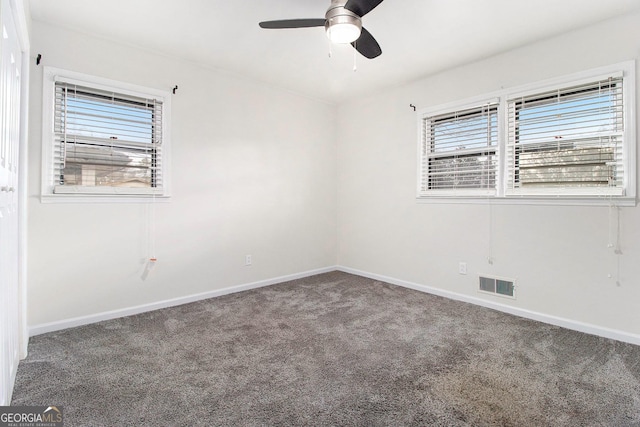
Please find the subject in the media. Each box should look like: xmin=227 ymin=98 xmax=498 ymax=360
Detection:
xmin=420 ymin=101 xmax=498 ymax=196
xmin=417 ymin=62 xmax=635 ymax=205
xmin=41 ymin=67 xmax=171 ymax=201
xmin=506 ymin=76 xmax=625 ymax=197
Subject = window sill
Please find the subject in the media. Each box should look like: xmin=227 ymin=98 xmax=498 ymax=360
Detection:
xmin=41 ymin=193 xmax=171 ymax=204
xmin=416 ymin=195 xmax=637 ymax=207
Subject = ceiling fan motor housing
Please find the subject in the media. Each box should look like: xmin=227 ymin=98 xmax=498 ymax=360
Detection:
xmin=325 ymin=0 xmax=362 ymax=42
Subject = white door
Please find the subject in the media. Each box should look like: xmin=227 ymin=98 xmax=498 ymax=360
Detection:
xmin=0 ymin=0 xmax=22 ymax=406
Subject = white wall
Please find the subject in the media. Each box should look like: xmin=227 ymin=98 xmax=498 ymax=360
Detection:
xmin=337 ymin=12 xmax=640 ymax=338
xmin=27 ymin=12 xmax=640 ymax=341
xmin=27 ymin=22 xmax=337 ymax=327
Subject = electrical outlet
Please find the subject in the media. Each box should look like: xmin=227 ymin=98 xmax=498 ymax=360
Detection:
xmin=458 ymin=262 xmax=467 ymax=275
xmin=245 ymin=255 xmax=252 ymax=266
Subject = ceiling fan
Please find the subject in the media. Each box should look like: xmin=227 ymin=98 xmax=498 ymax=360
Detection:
xmin=259 ymin=0 xmax=384 ymax=59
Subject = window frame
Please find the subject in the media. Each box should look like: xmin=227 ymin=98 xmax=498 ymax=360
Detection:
xmin=416 ymin=61 xmax=636 ymax=206
xmin=417 ymin=97 xmax=501 ymax=198
xmin=41 ymin=66 xmax=172 ymax=203
xmin=505 ymin=72 xmax=627 ymax=198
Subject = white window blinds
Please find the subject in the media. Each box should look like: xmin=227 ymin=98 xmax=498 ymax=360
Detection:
xmin=506 ymin=75 xmax=625 ymax=196
xmin=53 ymin=80 xmax=164 ymax=194
xmin=420 ymin=102 xmax=498 ymax=195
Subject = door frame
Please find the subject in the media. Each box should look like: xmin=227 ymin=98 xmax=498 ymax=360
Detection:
xmin=8 ymin=0 xmax=30 ymax=359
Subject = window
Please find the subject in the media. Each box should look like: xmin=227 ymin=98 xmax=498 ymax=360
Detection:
xmin=419 ymin=102 xmax=498 ymax=196
xmin=506 ymin=76 xmax=624 ymax=196
xmin=417 ymin=62 xmax=635 ymax=205
xmin=42 ymin=67 xmax=171 ymax=200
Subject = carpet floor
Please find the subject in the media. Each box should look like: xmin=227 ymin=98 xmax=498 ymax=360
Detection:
xmin=11 ymin=271 xmax=640 ymax=426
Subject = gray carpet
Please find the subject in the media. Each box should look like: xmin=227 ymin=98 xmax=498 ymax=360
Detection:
xmin=11 ymin=272 xmax=640 ymax=426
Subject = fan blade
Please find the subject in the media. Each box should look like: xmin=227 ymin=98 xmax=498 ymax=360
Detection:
xmin=259 ymin=19 xmax=325 ymax=29
xmin=344 ymin=0 xmax=384 ymax=17
xmin=351 ymin=27 xmax=382 ymax=59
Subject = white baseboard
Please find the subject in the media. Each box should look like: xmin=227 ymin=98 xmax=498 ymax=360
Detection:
xmin=29 ymin=266 xmax=337 ymax=337
xmin=337 ymin=266 xmax=640 ymax=346
xmin=29 ymin=265 xmax=640 ymax=346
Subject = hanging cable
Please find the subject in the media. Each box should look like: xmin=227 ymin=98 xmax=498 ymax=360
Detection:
xmin=142 ymin=100 xmax=159 ymax=281
xmin=607 ymin=199 xmax=622 ymax=286
xmin=141 ymin=191 xmax=157 ymax=281
xmin=614 ymin=206 xmax=622 ymax=255
xmin=485 ymin=103 xmax=494 ymax=265
xmin=487 ymin=200 xmax=494 ymax=265
xmin=614 ymin=204 xmax=622 ymax=288
xmin=150 ymin=189 xmax=157 ymax=260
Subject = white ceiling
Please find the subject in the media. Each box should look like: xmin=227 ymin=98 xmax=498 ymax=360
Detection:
xmin=28 ymin=0 xmax=640 ymax=104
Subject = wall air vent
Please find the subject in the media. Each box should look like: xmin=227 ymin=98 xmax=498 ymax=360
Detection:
xmin=479 ymin=275 xmax=516 ymax=299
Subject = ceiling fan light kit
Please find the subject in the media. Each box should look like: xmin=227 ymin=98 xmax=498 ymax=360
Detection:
xmin=259 ymin=0 xmax=383 ymax=59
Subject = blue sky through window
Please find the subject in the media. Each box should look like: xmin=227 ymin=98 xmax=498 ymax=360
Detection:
xmin=516 ymin=90 xmax=619 ymax=145
xmin=64 ymin=96 xmax=154 ymax=145
xmin=431 ymin=108 xmax=498 ymax=154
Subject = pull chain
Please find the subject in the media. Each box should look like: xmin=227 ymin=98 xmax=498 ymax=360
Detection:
xmin=353 ymin=42 xmax=357 ymax=72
